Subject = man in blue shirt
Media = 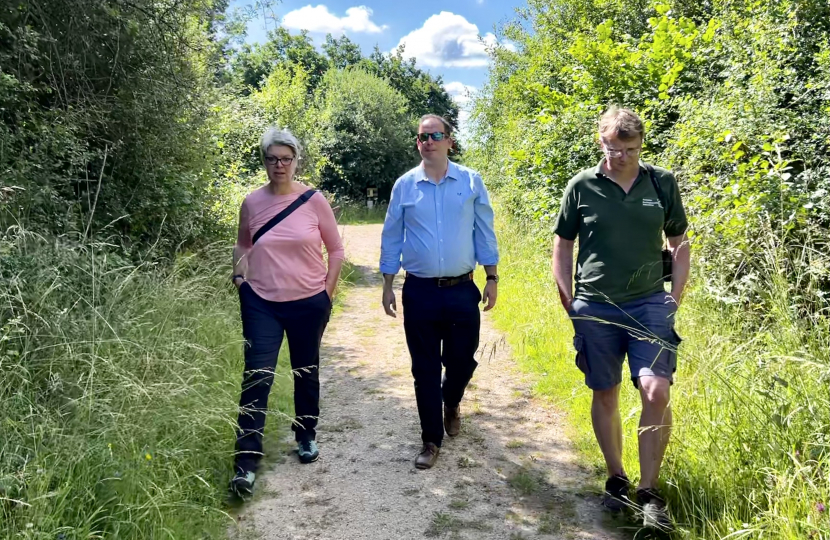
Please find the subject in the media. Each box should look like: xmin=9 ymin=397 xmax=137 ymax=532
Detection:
xmin=380 ymin=114 xmax=500 ymax=469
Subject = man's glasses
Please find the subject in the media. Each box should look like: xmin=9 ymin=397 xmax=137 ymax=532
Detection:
xmin=265 ymin=156 xmax=295 ymax=167
xmin=603 ymin=146 xmax=641 ymax=158
xmin=417 ymin=132 xmax=446 ymax=142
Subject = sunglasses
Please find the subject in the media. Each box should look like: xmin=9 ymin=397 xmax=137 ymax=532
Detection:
xmin=417 ymin=132 xmax=447 ymax=142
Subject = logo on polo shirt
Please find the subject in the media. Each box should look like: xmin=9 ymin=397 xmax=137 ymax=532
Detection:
xmin=642 ymin=198 xmax=663 ymax=208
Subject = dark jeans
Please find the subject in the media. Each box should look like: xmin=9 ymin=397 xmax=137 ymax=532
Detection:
xmin=402 ymin=275 xmax=481 ymax=447
xmin=235 ymin=283 xmax=331 ymax=472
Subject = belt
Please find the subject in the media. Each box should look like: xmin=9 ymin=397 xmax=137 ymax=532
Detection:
xmin=406 ymin=272 xmax=473 ymax=288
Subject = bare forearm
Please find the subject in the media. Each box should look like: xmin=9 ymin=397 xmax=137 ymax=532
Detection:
xmin=483 ymin=265 xmax=497 ymax=277
xmin=669 ymin=236 xmax=691 ymax=302
xmin=552 ymin=236 xmax=575 ymax=304
xmin=383 ymin=273 xmax=395 ymax=290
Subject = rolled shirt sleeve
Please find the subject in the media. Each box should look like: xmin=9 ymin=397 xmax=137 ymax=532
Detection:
xmin=379 ymin=179 xmax=405 ymax=275
xmin=472 ymin=174 xmax=499 ymax=266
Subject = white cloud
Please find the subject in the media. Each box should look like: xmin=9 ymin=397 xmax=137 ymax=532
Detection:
xmin=394 ymin=12 xmax=509 ymax=68
xmin=444 ymin=82 xmax=476 ymax=106
xmin=282 ymin=5 xmax=387 ymax=35
xmin=444 ymin=82 xmax=477 ymax=143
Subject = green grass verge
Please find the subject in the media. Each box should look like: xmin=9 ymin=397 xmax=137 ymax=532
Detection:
xmin=334 ymin=203 xmax=388 ymax=225
xmin=1 ymin=236 xmax=358 ymax=538
xmin=488 ymin=216 xmax=829 ymax=539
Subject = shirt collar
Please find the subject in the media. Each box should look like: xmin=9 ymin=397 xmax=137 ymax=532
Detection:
xmin=594 ymin=158 xmax=645 ymax=179
xmin=418 ymin=160 xmax=458 ymax=183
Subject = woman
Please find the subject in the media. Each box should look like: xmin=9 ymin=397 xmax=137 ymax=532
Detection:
xmin=230 ymin=128 xmax=344 ymax=497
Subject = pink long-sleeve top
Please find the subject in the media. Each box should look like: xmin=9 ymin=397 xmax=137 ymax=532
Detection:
xmin=237 ymin=185 xmax=345 ymax=302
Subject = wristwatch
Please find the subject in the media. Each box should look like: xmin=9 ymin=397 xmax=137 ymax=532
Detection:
xmin=486 ymin=274 xmax=499 ymax=284
xmin=232 ymin=274 xmax=245 ymax=285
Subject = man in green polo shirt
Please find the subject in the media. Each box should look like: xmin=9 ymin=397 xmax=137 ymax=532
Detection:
xmin=552 ymin=107 xmax=690 ymax=531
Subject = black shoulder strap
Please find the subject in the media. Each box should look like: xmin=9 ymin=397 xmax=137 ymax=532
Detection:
xmin=252 ymin=189 xmax=317 ymax=245
xmin=645 ymin=164 xmax=668 ymax=219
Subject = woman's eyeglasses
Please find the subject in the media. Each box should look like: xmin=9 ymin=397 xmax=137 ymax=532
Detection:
xmin=417 ymin=132 xmax=446 ymax=142
xmin=265 ymin=156 xmax=295 ymax=167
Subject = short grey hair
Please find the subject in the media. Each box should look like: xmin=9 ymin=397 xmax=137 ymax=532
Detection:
xmin=260 ymin=127 xmax=302 ymax=163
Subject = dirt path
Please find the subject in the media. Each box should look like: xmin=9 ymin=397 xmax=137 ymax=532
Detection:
xmin=231 ymin=224 xmax=624 ymax=540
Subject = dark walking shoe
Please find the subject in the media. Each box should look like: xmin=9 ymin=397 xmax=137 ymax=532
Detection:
xmin=602 ymin=474 xmax=631 ymax=512
xmin=298 ymin=439 xmax=319 ymax=464
xmin=444 ymin=404 xmax=461 ymax=437
xmin=229 ymin=470 xmax=256 ymax=499
xmin=636 ymin=488 xmax=674 ymax=531
xmin=415 ymin=442 xmax=440 ymax=469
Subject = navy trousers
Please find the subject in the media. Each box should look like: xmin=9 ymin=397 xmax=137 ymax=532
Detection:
xmin=402 ymin=275 xmax=481 ymax=447
xmin=235 ymin=283 xmax=331 ymax=472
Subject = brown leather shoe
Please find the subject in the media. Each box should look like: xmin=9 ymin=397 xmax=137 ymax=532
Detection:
xmin=444 ymin=404 xmax=461 ymax=437
xmin=415 ymin=443 xmax=440 ymax=469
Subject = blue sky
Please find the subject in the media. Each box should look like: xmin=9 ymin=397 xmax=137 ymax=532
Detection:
xmin=230 ymin=0 xmax=527 ymax=134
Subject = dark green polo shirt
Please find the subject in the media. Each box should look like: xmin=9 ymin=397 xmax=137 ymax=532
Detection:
xmin=554 ymin=160 xmax=688 ymax=304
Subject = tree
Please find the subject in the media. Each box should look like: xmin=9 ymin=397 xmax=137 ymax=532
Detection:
xmin=323 ymin=34 xmax=363 ymax=69
xmin=363 ymin=46 xmax=459 ymax=126
xmin=308 ymin=68 xmax=417 ymax=201
xmin=229 ymin=28 xmax=328 ymax=90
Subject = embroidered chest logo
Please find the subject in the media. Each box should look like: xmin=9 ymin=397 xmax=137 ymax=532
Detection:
xmin=642 ymin=198 xmax=663 ymax=208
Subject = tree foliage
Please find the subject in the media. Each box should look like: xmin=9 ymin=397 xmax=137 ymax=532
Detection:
xmin=1 ymin=1 xmax=457 ymax=251
xmin=470 ymin=0 xmax=830 ymax=307
xmin=1 ymin=0 xmax=232 ymax=250
xmin=216 ymin=33 xmax=457 ymax=206
xmin=308 ymin=68 xmax=416 ymax=201
xmin=229 ymin=27 xmax=328 ymax=90
xmin=362 ymin=46 xmax=460 ymax=124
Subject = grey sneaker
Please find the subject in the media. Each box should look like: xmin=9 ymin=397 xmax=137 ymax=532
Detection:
xmin=298 ymin=439 xmax=319 ymax=463
xmin=637 ymin=488 xmax=674 ymax=531
xmin=230 ymin=470 xmax=256 ymax=499
xmin=602 ymin=474 xmax=631 ymax=512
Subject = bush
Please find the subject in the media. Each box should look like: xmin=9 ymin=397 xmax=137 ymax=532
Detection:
xmin=469 ymin=0 xmax=830 ymax=307
xmin=0 ymin=1 xmax=229 ymax=252
xmin=308 ymin=68 xmax=419 ymax=202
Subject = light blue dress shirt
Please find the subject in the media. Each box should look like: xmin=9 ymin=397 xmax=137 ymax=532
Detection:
xmin=379 ymin=161 xmax=499 ymax=278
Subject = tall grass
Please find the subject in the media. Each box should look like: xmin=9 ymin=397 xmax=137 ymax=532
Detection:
xmin=0 ymin=230 xmax=298 ymax=538
xmin=489 ymin=216 xmax=830 ymax=539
